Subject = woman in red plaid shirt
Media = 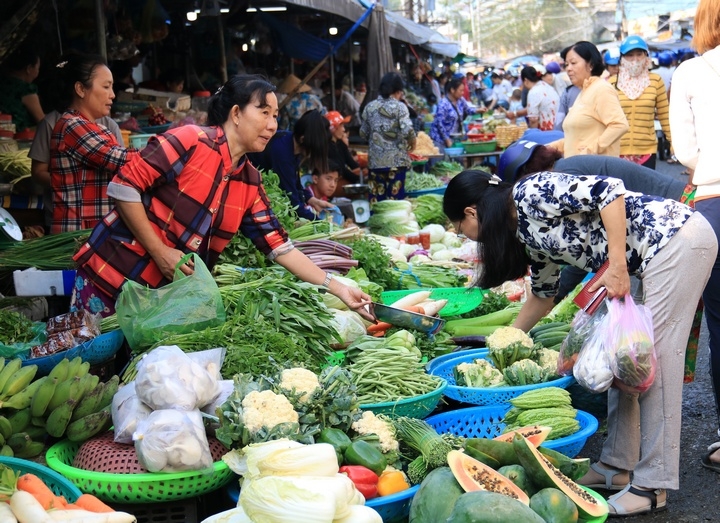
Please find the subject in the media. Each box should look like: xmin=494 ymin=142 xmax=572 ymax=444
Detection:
xmin=72 ymin=75 xmax=373 ymax=320
xmin=50 ymin=53 xmax=139 ymax=234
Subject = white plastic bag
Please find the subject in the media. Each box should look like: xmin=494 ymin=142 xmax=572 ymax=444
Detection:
xmin=133 ymin=409 xmax=213 ymax=472
xmin=573 ymin=309 xmax=614 ymax=393
xmin=112 ymin=382 xmax=152 ymax=444
xmin=135 ymin=345 xmax=221 ymax=411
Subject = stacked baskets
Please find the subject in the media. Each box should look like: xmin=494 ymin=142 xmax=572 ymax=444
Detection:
xmin=495 ymin=124 xmax=528 ymax=149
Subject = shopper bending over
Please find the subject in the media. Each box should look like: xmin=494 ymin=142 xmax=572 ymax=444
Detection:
xmin=72 ymin=75 xmax=371 ymax=319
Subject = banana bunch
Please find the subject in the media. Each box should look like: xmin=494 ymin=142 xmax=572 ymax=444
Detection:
xmin=0 ymin=356 xmax=119 ymax=458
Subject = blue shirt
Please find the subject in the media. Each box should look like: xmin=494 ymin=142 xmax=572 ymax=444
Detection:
xmin=429 ymin=97 xmax=477 ymax=144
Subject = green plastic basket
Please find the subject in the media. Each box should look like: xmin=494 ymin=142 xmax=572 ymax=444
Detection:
xmin=360 ymin=378 xmax=447 ymax=419
xmin=45 ymin=439 xmax=235 ymax=504
xmin=0 ymin=456 xmax=83 ymax=501
xmin=381 ymin=287 xmax=486 ymax=317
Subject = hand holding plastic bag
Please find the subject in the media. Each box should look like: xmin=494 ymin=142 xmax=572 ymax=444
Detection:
xmin=573 ymin=307 xmax=614 ymax=393
xmin=607 ymin=295 xmax=656 ymax=394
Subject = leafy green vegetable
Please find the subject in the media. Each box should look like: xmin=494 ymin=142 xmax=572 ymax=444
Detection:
xmin=394 ymin=261 xmax=466 ymax=289
xmin=411 ymin=194 xmax=447 ymax=228
xmin=405 ymin=172 xmax=444 ymax=192
xmin=0 ymin=309 xmax=36 ymax=344
xmin=344 ymin=237 xmax=397 ymax=291
xmin=451 ymin=291 xmax=511 ymax=320
xmin=0 ymin=464 xmax=19 ymax=501
xmin=343 ymin=267 xmax=384 ymax=302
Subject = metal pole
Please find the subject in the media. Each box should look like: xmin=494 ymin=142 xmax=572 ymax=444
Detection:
xmin=330 ymin=53 xmax=336 ymax=110
xmin=349 ymin=40 xmax=355 ymax=98
xmin=217 ymin=15 xmax=228 ymax=83
xmin=95 ymin=0 xmax=107 ymax=60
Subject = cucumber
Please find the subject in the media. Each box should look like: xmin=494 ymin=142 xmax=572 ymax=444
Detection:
xmin=533 ymin=329 xmax=572 ymax=342
xmin=529 ymin=322 xmax=571 ymax=337
xmin=534 ymin=334 xmax=569 ymax=347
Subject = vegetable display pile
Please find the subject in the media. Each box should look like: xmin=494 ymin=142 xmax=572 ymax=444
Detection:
xmin=404 ymin=171 xmax=444 ymax=192
xmin=0 ymin=310 xmax=35 ymax=345
xmin=294 ymin=240 xmax=357 ymax=274
xmin=0 ymin=230 xmax=90 ymax=270
xmin=502 ymin=388 xmax=580 ymax=440
xmin=410 ymin=194 xmax=447 ymax=228
xmin=0 ymin=150 xmax=31 ymax=185
xmin=367 ymin=200 xmax=417 ymax=237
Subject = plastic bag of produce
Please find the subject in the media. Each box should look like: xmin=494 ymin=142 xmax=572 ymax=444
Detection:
xmin=573 ymin=307 xmax=614 ymax=393
xmin=112 ymin=381 xmax=152 ymax=444
xmin=116 ymin=253 xmax=226 ymax=350
xmin=330 ymin=310 xmax=367 ymax=344
xmin=558 ymin=310 xmax=595 ymax=376
xmin=135 ymin=345 xmax=221 ymax=411
xmin=133 ymin=409 xmax=213 ymax=472
xmin=606 ymin=295 xmax=656 ymax=394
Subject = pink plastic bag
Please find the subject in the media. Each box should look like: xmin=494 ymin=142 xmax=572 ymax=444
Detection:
xmin=606 ymin=295 xmax=657 ymax=394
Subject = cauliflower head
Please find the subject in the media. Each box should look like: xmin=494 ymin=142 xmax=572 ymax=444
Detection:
xmin=487 ymin=327 xmax=536 ymax=371
xmin=351 ymin=411 xmax=399 ymax=453
xmin=502 ymin=359 xmax=546 ymax=386
xmin=279 ymin=368 xmax=321 ymax=403
xmin=242 ymin=390 xmax=299 ymax=433
xmin=454 ymin=359 xmax=505 ymax=387
xmin=534 ymin=348 xmax=560 ymax=377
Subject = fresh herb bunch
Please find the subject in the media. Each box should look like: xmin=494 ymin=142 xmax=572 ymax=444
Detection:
xmin=453 ymin=291 xmax=511 ymax=320
xmin=344 ymin=236 xmax=398 ymax=291
xmin=0 ymin=309 xmax=35 ymax=344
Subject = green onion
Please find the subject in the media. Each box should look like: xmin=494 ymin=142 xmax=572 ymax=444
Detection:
xmin=394 ymin=416 xmax=452 ymax=469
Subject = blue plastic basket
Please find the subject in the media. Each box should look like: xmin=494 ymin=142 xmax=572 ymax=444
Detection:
xmin=425 ymin=404 xmax=599 ymax=458
xmin=365 ymin=484 xmax=420 ymax=521
xmin=0 ymin=456 xmax=83 ymax=501
xmin=22 ymin=329 xmax=125 ymax=376
xmin=426 ymin=348 xmax=488 ymax=374
xmin=405 ymin=186 xmax=447 ymax=197
xmin=429 ymin=352 xmax=574 ymax=406
xmin=360 ymin=379 xmax=448 ymax=419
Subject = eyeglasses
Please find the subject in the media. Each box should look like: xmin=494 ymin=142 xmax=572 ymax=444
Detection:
xmin=455 ymin=217 xmax=467 ymax=239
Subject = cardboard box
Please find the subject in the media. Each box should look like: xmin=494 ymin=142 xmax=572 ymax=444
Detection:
xmin=117 ymin=89 xmax=191 ymax=112
xmin=13 ymin=268 xmax=76 ymax=296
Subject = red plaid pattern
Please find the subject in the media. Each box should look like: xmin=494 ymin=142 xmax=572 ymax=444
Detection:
xmin=50 ymin=110 xmax=138 ymax=234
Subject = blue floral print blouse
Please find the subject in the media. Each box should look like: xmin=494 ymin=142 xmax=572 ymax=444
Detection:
xmin=429 ymin=96 xmax=478 ymax=145
xmin=513 ymin=172 xmax=694 ymax=298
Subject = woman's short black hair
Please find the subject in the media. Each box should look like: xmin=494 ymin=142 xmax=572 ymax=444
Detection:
xmin=445 ymin=77 xmax=463 ymax=94
xmin=520 ymin=66 xmax=541 ymax=83
xmin=55 ymin=53 xmax=108 ymax=112
xmin=379 ymin=72 xmax=404 ymax=98
xmin=3 ymin=41 xmax=40 ymax=72
xmin=566 ymin=41 xmax=605 ymax=77
xmin=207 ymin=74 xmax=276 ymax=126
xmin=293 ymin=109 xmax=329 ymax=175
xmin=443 ymin=170 xmax=530 ymax=288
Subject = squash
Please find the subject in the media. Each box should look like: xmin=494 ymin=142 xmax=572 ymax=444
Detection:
xmin=409 ymin=467 xmax=464 ymax=523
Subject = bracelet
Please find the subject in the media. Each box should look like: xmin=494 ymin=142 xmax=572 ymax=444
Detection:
xmin=322 ymin=272 xmax=333 ymax=288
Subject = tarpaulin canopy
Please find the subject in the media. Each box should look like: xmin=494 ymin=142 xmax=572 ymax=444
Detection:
xmin=365 ymin=3 xmax=394 ymax=105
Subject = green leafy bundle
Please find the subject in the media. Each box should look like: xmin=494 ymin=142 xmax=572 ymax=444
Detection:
xmin=344 ymin=236 xmax=397 ymax=291
xmin=0 ymin=309 xmax=35 ymax=344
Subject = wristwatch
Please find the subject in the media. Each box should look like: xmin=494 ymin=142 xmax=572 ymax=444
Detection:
xmin=322 ymin=272 xmax=334 ymax=288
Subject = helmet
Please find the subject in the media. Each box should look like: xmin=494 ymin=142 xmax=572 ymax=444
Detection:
xmin=545 ymin=61 xmax=562 ymax=74
xmin=603 ymin=48 xmax=621 ymax=66
xmin=620 ymin=35 xmax=649 ymax=55
xmin=498 ymin=140 xmax=542 ymax=183
xmin=658 ymin=51 xmax=674 ymax=66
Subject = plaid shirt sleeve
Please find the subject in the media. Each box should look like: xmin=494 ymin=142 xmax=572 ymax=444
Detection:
xmin=58 ymin=118 xmax=135 ymax=172
xmin=239 ymin=183 xmax=291 ymax=258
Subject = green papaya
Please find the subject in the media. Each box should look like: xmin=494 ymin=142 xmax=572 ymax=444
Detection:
xmin=446 ymin=491 xmax=545 ymax=523
xmin=409 ymin=467 xmax=464 ymax=523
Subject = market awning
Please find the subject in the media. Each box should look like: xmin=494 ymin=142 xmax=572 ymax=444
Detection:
xmin=274 ymin=0 xmax=368 ymax=21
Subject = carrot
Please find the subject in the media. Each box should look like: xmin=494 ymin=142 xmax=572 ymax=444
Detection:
xmin=74 ymin=493 xmax=115 ymax=513
xmin=372 ymin=330 xmax=387 ymax=337
xmin=367 ymin=321 xmax=392 ymax=333
xmin=16 ymin=473 xmax=56 ymax=510
xmin=397 ymin=305 xmax=425 ymax=315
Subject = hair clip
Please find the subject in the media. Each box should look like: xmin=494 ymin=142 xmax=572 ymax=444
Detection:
xmin=56 ymin=61 xmax=68 ymax=69
xmin=215 ymin=85 xmax=224 ymax=95
xmin=488 ymin=174 xmax=501 ymax=185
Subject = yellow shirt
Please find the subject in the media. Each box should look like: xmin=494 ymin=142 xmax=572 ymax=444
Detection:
xmin=558 ymin=77 xmax=629 ymax=158
xmin=608 ymin=73 xmax=671 ymax=156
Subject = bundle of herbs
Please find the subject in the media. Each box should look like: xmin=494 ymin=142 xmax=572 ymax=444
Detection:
xmin=0 ymin=229 xmax=89 ymax=270
xmin=0 ymin=309 xmax=36 ymax=344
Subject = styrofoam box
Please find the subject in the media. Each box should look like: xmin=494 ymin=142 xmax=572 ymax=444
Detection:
xmin=13 ymin=268 xmax=76 ymax=296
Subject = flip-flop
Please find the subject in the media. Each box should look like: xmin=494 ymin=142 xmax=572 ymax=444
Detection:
xmin=607 ymin=485 xmax=667 ymax=517
xmin=578 ymin=462 xmax=629 ymax=491
xmin=701 ymin=442 xmax=720 ymax=473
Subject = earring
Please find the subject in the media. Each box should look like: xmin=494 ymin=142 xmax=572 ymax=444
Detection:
xmin=235 ymin=120 xmax=239 ymax=126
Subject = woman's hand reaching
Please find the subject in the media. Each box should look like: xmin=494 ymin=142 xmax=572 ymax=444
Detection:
xmin=153 ymin=246 xmax=194 ymax=280
xmin=332 ymin=283 xmax=374 ymax=321
xmin=307 ymin=197 xmax=336 ymax=213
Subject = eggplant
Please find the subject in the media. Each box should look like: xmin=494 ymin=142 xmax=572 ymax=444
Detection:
xmin=451 ymin=335 xmax=487 ymax=347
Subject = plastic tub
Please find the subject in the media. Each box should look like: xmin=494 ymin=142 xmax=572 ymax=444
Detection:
xmin=365 ymin=485 xmax=420 ymax=521
xmin=360 ymin=379 xmax=447 ymax=419
xmin=129 ymin=133 xmax=155 ymax=149
xmin=462 ymin=140 xmax=497 ymax=153
xmin=445 ymin=147 xmax=464 ymax=157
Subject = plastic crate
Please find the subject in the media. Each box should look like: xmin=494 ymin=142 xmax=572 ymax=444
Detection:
xmin=461 ymin=140 xmax=497 ymax=153
xmin=360 ymin=379 xmax=447 ymax=419
xmin=365 ymin=484 xmax=420 ymax=521
xmin=425 ymin=404 xmax=599 ymax=458
xmin=429 ymin=351 xmax=574 ymax=406
xmin=112 ymin=499 xmax=197 ymax=523
xmin=380 ymin=287 xmax=485 ymax=318
xmin=0 ymin=456 xmax=83 ymax=501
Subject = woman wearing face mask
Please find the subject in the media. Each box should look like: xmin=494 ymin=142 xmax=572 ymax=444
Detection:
xmin=609 ymin=36 xmax=672 ymax=170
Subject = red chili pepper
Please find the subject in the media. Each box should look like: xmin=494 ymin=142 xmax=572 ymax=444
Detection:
xmin=339 ymin=465 xmax=379 ymax=500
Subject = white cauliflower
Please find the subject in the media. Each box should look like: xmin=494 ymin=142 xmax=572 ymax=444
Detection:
xmin=534 ymin=348 xmax=561 ymax=377
xmin=351 ymin=411 xmax=399 ymax=453
xmin=279 ymin=368 xmax=321 ymax=403
xmin=486 ymin=326 xmax=534 ymax=350
xmin=454 ymin=359 xmax=505 ymax=387
xmin=241 ymin=390 xmax=298 ymax=433
xmin=487 ymin=326 xmax=536 ymax=372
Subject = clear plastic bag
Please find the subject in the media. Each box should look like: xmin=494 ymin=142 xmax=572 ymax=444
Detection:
xmin=557 ymin=300 xmax=608 ymax=376
xmin=606 ymin=295 xmax=657 ymax=394
xmin=135 ymin=346 xmax=222 ymax=411
xmin=133 ymin=409 xmax=213 ymax=473
xmin=573 ymin=307 xmax=614 ymax=393
xmin=116 ymin=253 xmax=226 ymax=350
xmin=112 ymin=382 xmax=152 ymax=444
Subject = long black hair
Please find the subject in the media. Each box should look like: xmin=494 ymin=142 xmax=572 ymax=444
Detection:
xmin=443 ymin=170 xmax=530 ymax=288
xmin=207 ymin=74 xmax=276 ymax=126
xmin=293 ymin=109 xmax=329 ymax=174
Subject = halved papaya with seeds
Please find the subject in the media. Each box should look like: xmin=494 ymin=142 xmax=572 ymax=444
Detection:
xmin=494 ymin=425 xmax=551 ymax=446
xmin=512 ymin=434 xmax=608 ymax=519
xmin=447 ymin=450 xmax=530 ymax=505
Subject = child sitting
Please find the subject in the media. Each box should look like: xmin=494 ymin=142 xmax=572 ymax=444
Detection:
xmin=508 ymin=89 xmax=526 ymax=125
xmin=308 ymin=162 xmax=340 ymax=201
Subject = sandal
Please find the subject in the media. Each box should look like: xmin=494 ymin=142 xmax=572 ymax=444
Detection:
xmin=607 ymin=484 xmax=667 ymax=517
xmin=577 ymin=462 xmax=630 ymax=491
xmin=666 ymin=155 xmax=679 ymax=164
xmin=701 ymin=442 xmax=720 ymax=473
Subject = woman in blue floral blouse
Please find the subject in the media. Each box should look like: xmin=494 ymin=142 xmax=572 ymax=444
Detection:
xmin=429 ymin=77 xmax=479 ymax=152
xmin=443 ymin=169 xmax=716 ymax=516
xmin=360 ymin=73 xmax=416 ymax=202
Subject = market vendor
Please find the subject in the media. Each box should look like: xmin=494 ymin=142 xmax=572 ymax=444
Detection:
xmin=443 ymin=169 xmax=715 ymax=516
xmin=429 ymin=77 xmax=479 ymax=153
xmin=0 ymin=41 xmax=44 ymax=132
xmin=72 ymin=74 xmax=372 ymax=320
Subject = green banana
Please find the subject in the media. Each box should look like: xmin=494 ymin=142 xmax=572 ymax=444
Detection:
xmin=6 ymin=408 xmax=31 ymax=434
xmin=97 ymin=375 xmax=120 ymax=411
xmin=0 ymin=358 xmax=6 ymax=375
xmin=76 ymin=361 xmax=91 ymax=379
xmin=65 ymin=357 xmax=84 ymax=379
xmin=48 ymin=358 xmax=71 ymax=382
xmin=14 ymin=441 xmax=44 ymax=459
xmin=66 ymin=405 xmax=112 ymax=442
xmin=0 ymin=376 xmax=46 ymax=410
xmin=31 ymin=377 xmax=58 ymax=418
xmin=46 ymin=399 xmax=77 ymax=438
xmin=0 ymin=445 xmax=12 ymax=457
xmin=0 ymin=416 xmax=12 ymax=440
xmin=1 ymin=365 xmax=38 ymax=400
xmin=31 ymin=417 xmax=45 ymax=427
xmin=23 ymin=425 xmax=47 ymax=441
xmin=82 ymin=374 xmax=100 ymax=396
xmin=7 ymin=432 xmax=30 ymax=453
xmin=0 ymin=359 xmax=22 ymax=394
xmin=47 ymin=376 xmax=81 ymax=412
xmin=71 ymin=382 xmax=104 ymax=421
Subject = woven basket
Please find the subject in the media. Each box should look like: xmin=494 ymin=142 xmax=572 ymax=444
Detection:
xmin=495 ymin=125 xmax=517 ymax=148
xmin=46 ymin=432 xmax=235 ymax=503
xmin=0 ymin=456 xmax=83 ymax=501
xmin=360 ymin=379 xmax=447 ymax=419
